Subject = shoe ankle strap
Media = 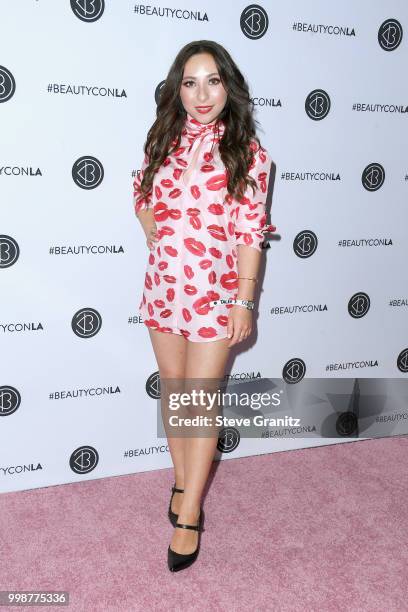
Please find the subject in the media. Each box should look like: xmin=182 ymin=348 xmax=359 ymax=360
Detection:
xmin=175 ymin=522 xmax=203 ymax=532
xmin=172 ymin=485 xmax=184 ymax=494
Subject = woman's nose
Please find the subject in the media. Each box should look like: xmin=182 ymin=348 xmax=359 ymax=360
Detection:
xmin=196 ymin=88 xmax=209 ymax=102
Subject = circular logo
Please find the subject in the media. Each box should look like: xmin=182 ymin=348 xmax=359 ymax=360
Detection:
xmin=361 ymin=163 xmax=385 ymax=191
xmin=0 ymin=235 xmax=20 ymax=268
xmin=240 ymin=4 xmax=269 ymax=39
xmin=0 ymin=66 xmax=16 ymax=103
xmin=282 ymin=358 xmax=306 ymax=384
xmin=72 ymin=308 xmax=102 ymax=338
xmin=378 ymin=19 xmax=403 ymax=51
xmin=72 ymin=156 xmax=104 ymax=190
xmin=336 ymin=411 xmax=358 ymax=436
xmin=305 ymin=89 xmax=331 ymax=120
xmin=155 ymin=80 xmax=166 ymax=105
xmin=70 ymin=446 xmax=99 ymax=474
xmin=146 ymin=371 xmax=161 ymax=399
xmin=70 ymin=0 xmax=105 ymax=22
xmin=0 ymin=386 xmax=21 ymax=417
xmin=348 ymin=292 xmax=370 ymax=319
xmin=293 ymin=230 xmax=318 ymax=258
xmin=397 ymin=348 xmax=408 ymax=373
xmin=217 ymin=427 xmax=240 ymax=453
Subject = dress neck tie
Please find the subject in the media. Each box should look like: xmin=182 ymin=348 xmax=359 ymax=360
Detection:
xmin=183 ymin=111 xmax=225 ymax=144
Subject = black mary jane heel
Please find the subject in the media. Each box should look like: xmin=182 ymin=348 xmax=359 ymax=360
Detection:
xmin=167 ymin=508 xmax=204 ymax=572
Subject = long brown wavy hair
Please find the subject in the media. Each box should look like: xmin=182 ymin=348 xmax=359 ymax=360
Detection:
xmin=138 ymin=40 xmax=265 ymax=206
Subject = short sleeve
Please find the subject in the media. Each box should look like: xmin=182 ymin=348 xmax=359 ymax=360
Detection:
xmin=133 ymin=152 xmax=153 ymax=215
xmin=233 ymin=142 xmax=276 ymax=251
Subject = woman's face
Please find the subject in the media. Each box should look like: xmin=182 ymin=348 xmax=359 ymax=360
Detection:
xmin=179 ymin=52 xmax=227 ymax=124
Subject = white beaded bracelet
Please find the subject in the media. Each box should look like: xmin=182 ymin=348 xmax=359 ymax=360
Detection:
xmin=208 ymin=298 xmax=254 ymax=310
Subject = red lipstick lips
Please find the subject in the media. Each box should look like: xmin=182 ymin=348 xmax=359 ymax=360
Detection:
xmin=195 ymin=106 xmax=213 ymax=114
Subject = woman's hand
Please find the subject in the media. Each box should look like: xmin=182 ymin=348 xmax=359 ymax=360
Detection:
xmin=227 ymin=306 xmax=253 ymax=347
xmin=145 ymin=223 xmax=159 ymax=250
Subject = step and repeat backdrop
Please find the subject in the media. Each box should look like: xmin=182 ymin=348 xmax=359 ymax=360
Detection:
xmin=1 ymin=1 xmax=407 ymax=494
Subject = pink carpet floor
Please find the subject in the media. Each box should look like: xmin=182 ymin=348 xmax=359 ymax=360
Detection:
xmin=1 ymin=436 xmax=407 ymax=612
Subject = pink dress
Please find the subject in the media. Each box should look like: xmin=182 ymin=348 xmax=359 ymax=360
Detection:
xmin=133 ymin=111 xmax=276 ymax=342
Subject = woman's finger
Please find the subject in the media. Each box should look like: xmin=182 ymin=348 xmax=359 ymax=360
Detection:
xmin=229 ymin=324 xmax=244 ymax=347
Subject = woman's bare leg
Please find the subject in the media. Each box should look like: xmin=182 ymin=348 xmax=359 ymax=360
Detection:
xmin=147 ymin=328 xmax=187 ymax=513
xmin=170 ymin=336 xmax=231 ymax=555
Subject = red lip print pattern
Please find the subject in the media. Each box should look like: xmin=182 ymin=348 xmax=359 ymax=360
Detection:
xmin=209 ymin=247 xmax=222 ymax=259
xmin=160 ymin=309 xmax=172 ymax=318
xmin=184 ymin=237 xmax=206 ymax=257
xmin=182 ymin=308 xmax=192 ymax=322
xmin=206 ymin=174 xmax=227 ymax=191
xmin=164 ymin=246 xmax=178 ymax=257
xmin=187 ymin=208 xmax=202 ymax=230
xmin=161 ymin=226 xmax=174 ymax=236
xmin=154 ymin=202 xmax=169 ymax=222
xmin=193 ymin=295 xmax=212 ymax=315
xmin=207 ymin=290 xmax=220 ymax=301
xmin=184 ymin=284 xmax=197 ymax=296
xmin=144 ymin=319 xmax=160 ymax=329
xmin=199 ymin=259 xmax=212 ymax=270
xmin=207 ymin=224 xmax=227 ymax=241
xmin=168 ymin=208 xmax=182 ymax=220
xmin=191 ymin=185 xmax=201 ymax=200
xmin=208 ymin=203 xmax=224 ymax=215
xmin=133 ymin=110 xmax=277 ymax=342
xmin=161 ymin=179 xmax=174 ymax=188
xmin=220 ymin=271 xmax=239 ymax=291
xmin=198 ymin=327 xmax=217 ymax=338
xmin=191 ymin=218 xmax=201 ymax=229
xmin=144 ymin=272 xmax=152 ymax=290
xmin=169 ymin=188 xmax=182 ymax=200
xmin=217 ymin=315 xmax=228 ymax=326
xmin=201 ymin=164 xmax=215 ymax=173
xmin=184 ymin=264 xmax=194 ymax=279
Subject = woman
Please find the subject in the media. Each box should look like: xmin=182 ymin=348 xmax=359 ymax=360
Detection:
xmin=133 ymin=40 xmax=276 ymax=572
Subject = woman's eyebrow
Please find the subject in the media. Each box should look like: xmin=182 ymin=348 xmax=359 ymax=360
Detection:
xmin=182 ymin=72 xmax=219 ymax=79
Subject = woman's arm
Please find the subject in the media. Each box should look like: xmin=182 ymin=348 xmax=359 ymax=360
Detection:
xmin=133 ymin=153 xmax=158 ymax=249
xmin=227 ymin=142 xmax=276 ymax=346
xmin=234 ymin=142 xmax=276 ymax=300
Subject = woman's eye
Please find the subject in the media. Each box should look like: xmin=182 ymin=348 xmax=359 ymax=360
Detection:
xmin=182 ymin=78 xmax=220 ymax=87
